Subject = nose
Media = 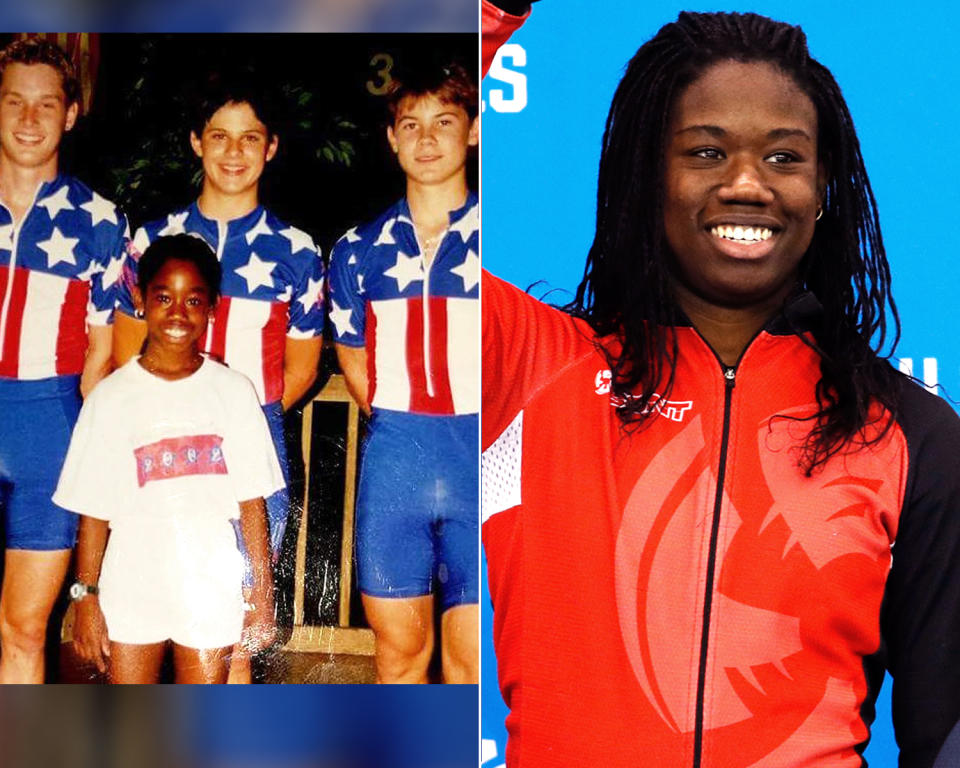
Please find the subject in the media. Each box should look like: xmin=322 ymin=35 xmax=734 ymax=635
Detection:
xmin=225 ymin=136 xmax=242 ymax=156
xmin=169 ymin=298 xmax=188 ymax=319
xmin=717 ymin=154 xmax=774 ymax=205
xmin=21 ymin=103 xmax=38 ymax=126
xmin=418 ymin=125 xmax=437 ymax=144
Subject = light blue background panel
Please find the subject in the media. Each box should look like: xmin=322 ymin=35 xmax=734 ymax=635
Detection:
xmin=481 ymin=2 xmax=960 ymax=766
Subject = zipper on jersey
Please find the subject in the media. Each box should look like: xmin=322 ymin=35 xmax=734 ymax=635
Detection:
xmin=414 ymin=226 xmax=447 ymax=399
xmin=692 ymin=364 xmax=736 ymax=768
xmin=0 ymin=182 xmax=44 ymax=353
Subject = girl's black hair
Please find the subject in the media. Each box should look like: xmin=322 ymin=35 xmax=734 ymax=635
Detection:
xmin=569 ymin=11 xmax=901 ymax=475
xmin=137 ymin=234 xmax=222 ymax=305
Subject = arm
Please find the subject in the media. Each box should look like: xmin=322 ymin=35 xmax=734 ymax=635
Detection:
xmin=112 ymin=311 xmax=147 ymax=368
xmin=72 ymin=515 xmax=110 ymax=673
xmin=335 ymin=343 xmax=370 ymax=417
xmin=883 ymin=386 xmax=960 ymax=767
xmin=281 ymin=336 xmax=322 ymax=411
xmin=238 ymin=497 xmax=276 ymax=653
xmin=80 ymin=324 xmax=114 ymax=398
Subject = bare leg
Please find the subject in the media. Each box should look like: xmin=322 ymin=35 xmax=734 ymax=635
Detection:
xmin=173 ymin=644 xmax=232 ymax=684
xmin=108 ymin=642 xmax=166 ymax=684
xmin=0 ymin=548 xmax=72 ymax=683
xmin=441 ymin=603 xmax=479 ymax=683
xmin=361 ymin=594 xmax=434 ymax=684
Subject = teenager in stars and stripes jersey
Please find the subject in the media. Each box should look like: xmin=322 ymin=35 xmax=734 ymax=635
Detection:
xmin=0 ymin=39 xmax=130 ymax=684
xmin=114 ymin=77 xmax=324 ymax=554
xmin=329 ymin=61 xmax=478 ymax=684
xmin=113 ymin=75 xmax=323 ymax=684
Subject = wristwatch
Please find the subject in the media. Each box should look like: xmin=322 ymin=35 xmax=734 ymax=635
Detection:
xmin=68 ymin=581 xmax=99 ymax=601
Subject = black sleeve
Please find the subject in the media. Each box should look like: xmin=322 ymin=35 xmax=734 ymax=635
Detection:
xmin=883 ymin=381 xmax=960 ymax=767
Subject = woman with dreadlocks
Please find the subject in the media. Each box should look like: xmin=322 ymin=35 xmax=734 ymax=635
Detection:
xmin=481 ymin=10 xmax=960 ymax=768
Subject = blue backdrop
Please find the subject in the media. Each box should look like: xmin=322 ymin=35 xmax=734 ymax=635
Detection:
xmin=480 ymin=2 xmax=960 ymax=765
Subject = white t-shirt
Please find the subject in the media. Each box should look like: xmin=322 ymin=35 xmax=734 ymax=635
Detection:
xmin=54 ymin=357 xmax=285 ymax=647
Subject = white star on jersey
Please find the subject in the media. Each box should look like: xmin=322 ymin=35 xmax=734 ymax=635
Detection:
xmin=297 ymin=275 xmax=324 ymax=314
xmin=329 ymin=299 xmax=356 ymax=337
xmin=280 ymin=226 xmax=315 ymax=254
xmin=347 ymin=254 xmax=357 ymax=265
xmin=101 ymin=254 xmax=125 ymax=288
xmin=37 ymin=186 xmax=74 ymax=220
xmin=133 ymin=227 xmax=151 ymax=255
xmin=159 ymin=211 xmax=189 ymax=236
xmin=356 ymin=273 xmax=365 ymax=294
xmin=374 ymin=217 xmax=397 ymax=246
xmin=80 ymin=191 xmax=119 ymax=226
xmin=344 ymin=227 xmax=361 ymax=243
xmin=38 ymin=227 xmax=79 ymax=268
xmin=245 ymin=211 xmax=273 ymax=244
xmin=0 ymin=223 xmax=13 ymax=251
xmin=235 ymin=251 xmax=276 ymax=292
xmin=383 ymin=250 xmax=423 ymax=291
xmin=449 ymin=204 xmax=478 ymax=242
xmin=450 ymin=248 xmax=479 ymax=292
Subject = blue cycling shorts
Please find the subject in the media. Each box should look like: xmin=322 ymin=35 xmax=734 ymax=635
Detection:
xmin=0 ymin=375 xmax=81 ymax=550
xmin=356 ymin=411 xmax=478 ymax=612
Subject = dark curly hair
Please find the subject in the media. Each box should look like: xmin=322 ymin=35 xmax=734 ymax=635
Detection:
xmin=569 ymin=11 xmax=901 ymax=474
xmin=137 ymin=234 xmax=222 ymax=305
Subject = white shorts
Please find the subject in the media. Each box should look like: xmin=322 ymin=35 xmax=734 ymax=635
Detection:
xmin=99 ymin=516 xmax=245 ymax=649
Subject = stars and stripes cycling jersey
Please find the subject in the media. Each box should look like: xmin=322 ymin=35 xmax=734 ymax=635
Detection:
xmin=327 ymin=193 xmax=478 ymax=416
xmin=118 ymin=202 xmax=325 ymax=406
xmin=0 ymin=174 xmax=129 ymax=379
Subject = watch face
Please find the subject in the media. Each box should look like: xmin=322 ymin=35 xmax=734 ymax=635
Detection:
xmin=69 ymin=583 xmax=84 ymax=600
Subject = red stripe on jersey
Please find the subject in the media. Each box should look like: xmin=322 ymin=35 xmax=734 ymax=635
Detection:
xmin=261 ymin=301 xmax=288 ymax=405
xmin=0 ymin=267 xmax=29 ymax=378
xmin=424 ymin=296 xmax=454 ymax=414
xmin=55 ymin=279 xmax=90 ymax=375
xmin=206 ymin=295 xmax=230 ymax=362
xmin=405 ymin=297 xmax=427 ymax=411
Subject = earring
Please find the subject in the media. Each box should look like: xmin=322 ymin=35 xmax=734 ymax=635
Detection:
xmin=815 ymin=207 xmax=823 ymax=221
xmin=135 ymin=308 xmax=144 ymax=319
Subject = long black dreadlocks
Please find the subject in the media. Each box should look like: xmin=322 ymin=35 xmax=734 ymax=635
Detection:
xmin=569 ymin=11 xmax=901 ymax=475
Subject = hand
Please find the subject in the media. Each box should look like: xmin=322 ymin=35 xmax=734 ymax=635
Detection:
xmin=73 ymin=597 xmax=110 ymax=674
xmin=240 ymin=588 xmax=277 ymax=654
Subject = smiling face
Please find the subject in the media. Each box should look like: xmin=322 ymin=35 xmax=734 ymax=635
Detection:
xmin=663 ymin=59 xmax=824 ymax=315
xmin=387 ymin=93 xmax=478 ymax=189
xmin=0 ymin=62 xmax=77 ymax=176
xmin=190 ymin=100 xmax=277 ymax=203
xmin=137 ymin=258 xmax=214 ymax=358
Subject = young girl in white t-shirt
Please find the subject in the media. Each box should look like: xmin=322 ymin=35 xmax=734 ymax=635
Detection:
xmin=55 ymin=234 xmax=284 ymax=684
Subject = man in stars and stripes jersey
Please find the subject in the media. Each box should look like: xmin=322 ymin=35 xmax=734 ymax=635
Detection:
xmin=113 ymin=76 xmax=324 ymax=681
xmin=329 ymin=62 xmax=478 ymax=684
xmin=0 ymin=39 xmax=130 ymax=683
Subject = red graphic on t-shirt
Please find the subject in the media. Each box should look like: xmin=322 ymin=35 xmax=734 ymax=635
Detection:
xmin=134 ymin=434 xmax=227 ymax=487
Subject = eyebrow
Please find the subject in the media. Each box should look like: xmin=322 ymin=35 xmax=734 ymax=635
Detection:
xmin=675 ymin=124 xmax=813 ymax=141
xmin=398 ymin=111 xmax=459 ymax=121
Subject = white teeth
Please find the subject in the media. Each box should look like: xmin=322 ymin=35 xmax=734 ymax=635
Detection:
xmin=710 ymin=226 xmax=773 ymax=243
